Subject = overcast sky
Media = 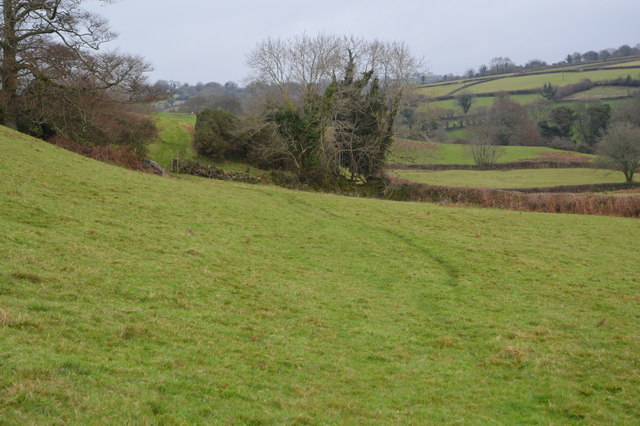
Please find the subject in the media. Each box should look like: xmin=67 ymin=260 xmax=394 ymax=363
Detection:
xmin=86 ymin=0 xmax=640 ymax=85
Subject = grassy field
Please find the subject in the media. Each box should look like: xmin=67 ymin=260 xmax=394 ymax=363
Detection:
xmin=603 ymin=59 xmax=640 ymax=68
xmin=1 ymin=127 xmax=639 ymax=423
xmin=148 ymin=112 xmax=197 ymax=169
xmin=415 ymin=82 xmax=469 ymax=98
xmin=391 ymin=168 xmax=625 ymax=188
xmin=564 ymin=86 xmax=640 ymax=101
xmin=417 ymin=59 xmax=640 ymax=99
xmin=389 ymin=139 xmax=592 ymax=165
xmin=463 ymin=69 xmax=640 ymax=95
xmin=425 ymin=93 xmax=542 ymax=116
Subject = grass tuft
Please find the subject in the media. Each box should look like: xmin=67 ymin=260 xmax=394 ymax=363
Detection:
xmin=11 ymin=272 xmax=44 ymax=284
xmin=0 ymin=309 xmax=10 ymax=326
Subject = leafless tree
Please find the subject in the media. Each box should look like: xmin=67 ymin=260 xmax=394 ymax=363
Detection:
xmin=597 ymin=122 xmax=640 ymax=182
xmin=246 ymin=34 xmax=421 ymax=105
xmin=466 ymin=126 xmax=505 ymax=169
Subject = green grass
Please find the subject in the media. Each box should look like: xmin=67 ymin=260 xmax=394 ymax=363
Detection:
xmin=603 ymin=59 xmax=640 ymax=68
xmin=446 ymin=127 xmax=470 ymax=141
xmin=389 ymin=139 xmax=592 ymax=165
xmin=415 ymin=82 xmax=469 ymax=97
xmin=564 ymin=86 xmax=640 ymax=101
xmin=1 ymin=127 xmax=639 ymax=423
xmin=426 ymin=94 xmax=543 ymax=116
xmin=465 ymin=69 xmax=640 ymax=95
xmin=149 ymin=113 xmax=267 ymax=179
xmin=391 ymin=168 xmax=625 ymax=188
xmin=148 ymin=112 xmax=197 ymax=169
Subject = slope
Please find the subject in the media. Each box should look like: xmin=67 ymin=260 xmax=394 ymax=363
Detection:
xmin=0 ymin=127 xmax=639 ymax=423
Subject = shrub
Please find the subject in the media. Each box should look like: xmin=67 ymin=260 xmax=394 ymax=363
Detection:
xmin=193 ymin=109 xmax=241 ymax=160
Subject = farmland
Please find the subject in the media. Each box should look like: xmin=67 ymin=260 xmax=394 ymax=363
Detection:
xmin=148 ymin=113 xmax=196 ymax=169
xmin=388 ymin=139 xmax=592 ymax=166
xmin=1 ymin=126 xmax=639 ymax=423
xmin=462 ymin=69 xmax=640 ymax=95
xmin=417 ymin=58 xmax=640 ymax=100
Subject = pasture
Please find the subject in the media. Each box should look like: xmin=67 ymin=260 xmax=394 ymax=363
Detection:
xmin=148 ymin=112 xmax=197 ymax=169
xmin=389 ymin=139 xmax=592 ymax=165
xmin=416 ymin=58 xmax=640 ymax=99
xmin=462 ymin=69 xmax=640 ymax=95
xmin=1 ymin=126 xmax=639 ymax=423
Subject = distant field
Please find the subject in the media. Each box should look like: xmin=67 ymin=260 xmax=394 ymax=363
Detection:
xmin=415 ymin=82 xmax=469 ymax=97
xmin=603 ymin=59 xmax=640 ymax=68
xmin=464 ymin=69 xmax=640 ymax=95
xmin=148 ymin=112 xmax=196 ymax=168
xmin=425 ymin=93 xmax=542 ymax=115
xmin=446 ymin=128 xmax=470 ymax=141
xmin=564 ymin=86 xmax=640 ymax=101
xmin=416 ymin=60 xmax=640 ymax=99
xmin=391 ymin=168 xmax=623 ymax=189
xmin=389 ymin=139 xmax=592 ymax=165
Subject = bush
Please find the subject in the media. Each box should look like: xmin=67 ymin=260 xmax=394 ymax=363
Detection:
xmin=193 ymin=109 xmax=241 ymax=160
xmin=49 ymin=136 xmax=158 ymax=173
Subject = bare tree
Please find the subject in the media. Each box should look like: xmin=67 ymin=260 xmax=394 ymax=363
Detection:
xmin=466 ymin=126 xmax=505 ymax=169
xmin=489 ymin=57 xmax=517 ymax=75
xmin=0 ymin=0 xmax=119 ymax=128
xmin=246 ymin=34 xmax=421 ymax=105
xmin=597 ymin=122 xmax=640 ymax=182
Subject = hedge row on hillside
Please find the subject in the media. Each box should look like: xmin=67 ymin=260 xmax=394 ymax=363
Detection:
xmin=504 ymin=182 xmax=640 ymax=194
xmin=389 ymin=161 xmax=593 ymax=171
xmin=384 ymin=181 xmax=640 ymax=217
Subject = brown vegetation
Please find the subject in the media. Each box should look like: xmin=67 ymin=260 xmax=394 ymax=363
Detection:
xmin=384 ymin=180 xmax=640 ymax=217
xmin=517 ymin=152 xmax=593 ymax=163
xmin=48 ymin=136 xmax=158 ymax=174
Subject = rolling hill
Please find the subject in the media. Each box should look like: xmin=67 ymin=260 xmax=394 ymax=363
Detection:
xmin=1 ymin=127 xmax=639 ymax=423
xmin=416 ymin=57 xmax=640 ymax=123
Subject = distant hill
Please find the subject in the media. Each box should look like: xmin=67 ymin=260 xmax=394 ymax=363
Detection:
xmin=416 ymin=57 xmax=640 ymax=113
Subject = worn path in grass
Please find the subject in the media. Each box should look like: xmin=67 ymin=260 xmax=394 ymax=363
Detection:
xmin=1 ymin=127 xmax=639 ymax=423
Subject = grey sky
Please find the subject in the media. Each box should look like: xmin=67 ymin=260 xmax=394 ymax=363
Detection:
xmin=87 ymin=0 xmax=640 ymax=85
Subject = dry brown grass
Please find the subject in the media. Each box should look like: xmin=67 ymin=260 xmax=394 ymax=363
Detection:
xmin=0 ymin=309 xmax=10 ymax=326
xmin=518 ymin=152 xmax=593 ymax=164
xmin=385 ymin=181 xmax=640 ymax=217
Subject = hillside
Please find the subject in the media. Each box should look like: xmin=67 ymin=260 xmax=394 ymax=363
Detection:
xmin=416 ymin=58 xmax=640 ymax=121
xmin=418 ymin=58 xmax=640 ymax=99
xmin=1 ymin=127 xmax=639 ymax=423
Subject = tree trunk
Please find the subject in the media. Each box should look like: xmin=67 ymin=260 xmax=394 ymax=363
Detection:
xmin=1 ymin=0 xmax=19 ymax=130
xmin=624 ymin=170 xmax=634 ymax=183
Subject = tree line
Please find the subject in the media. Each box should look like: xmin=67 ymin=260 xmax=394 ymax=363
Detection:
xmin=438 ymin=42 xmax=640 ymax=81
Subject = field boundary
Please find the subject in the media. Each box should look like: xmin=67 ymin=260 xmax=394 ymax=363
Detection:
xmin=384 ymin=181 xmax=640 ymax=217
xmin=505 ymin=182 xmax=640 ymax=193
xmin=389 ymin=161 xmax=594 ymax=171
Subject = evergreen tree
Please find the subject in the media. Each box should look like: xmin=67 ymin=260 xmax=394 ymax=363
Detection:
xmin=329 ymin=52 xmax=399 ymax=181
xmin=541 ymin=83 xmax=557 ymax=101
